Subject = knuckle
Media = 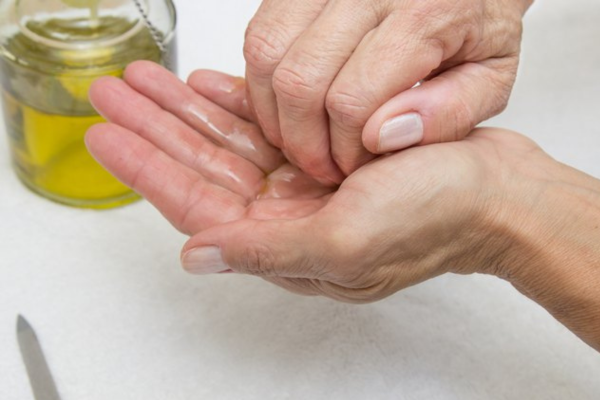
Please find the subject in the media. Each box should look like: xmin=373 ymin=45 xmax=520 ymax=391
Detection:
xmin=398 ymin=3 xmax=453 ymax=38
xmin=272 ymin=66 xmax=321 ymax=111
xmin=243 ymin=21 xmax=286 ymax=76
xmin=325 ymin=89 xmax=370 ymax=129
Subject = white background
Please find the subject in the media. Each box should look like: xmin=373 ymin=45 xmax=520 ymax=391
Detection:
xmin=1 ymin=0 xmax=599 ymax=399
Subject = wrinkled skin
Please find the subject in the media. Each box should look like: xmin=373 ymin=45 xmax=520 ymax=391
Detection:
xmin=87 ymin=62 xmax=600 ymax=351
xmin=243 ymin=0 xmax=533 ymax=183
xmin=87 ymin=61 xmax=533 ymax=302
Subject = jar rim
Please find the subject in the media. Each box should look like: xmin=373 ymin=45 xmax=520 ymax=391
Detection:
xmin=19 ymin=19 xmax=146 ymax=50
xmin=12 ymin=0 xmax=176 ymax=51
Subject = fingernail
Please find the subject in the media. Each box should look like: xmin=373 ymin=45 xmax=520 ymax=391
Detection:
xmin=378 ymin=113 xmax=423 ymax=153
xmin=181 ymin=246 xmax=230 ymax=275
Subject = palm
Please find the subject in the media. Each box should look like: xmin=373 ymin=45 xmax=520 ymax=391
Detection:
xmin=87 ymin=62 xmax=546 ymax=300
xmin=87 ymin=62 xmax=338 ymax=235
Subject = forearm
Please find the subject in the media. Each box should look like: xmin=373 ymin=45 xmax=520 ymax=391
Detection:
xmin=496 ymin=162 xmax=600 ymax=351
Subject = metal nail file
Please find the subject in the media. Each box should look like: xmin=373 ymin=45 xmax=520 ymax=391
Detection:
xmin=16 ymin=315 xmax=62 ymax=400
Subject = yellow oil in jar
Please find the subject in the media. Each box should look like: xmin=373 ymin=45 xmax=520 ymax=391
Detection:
xmin=2 ymin=90 xmax=133 ymax=207
xmin=0 ymin=11 xmax=175 ymax=208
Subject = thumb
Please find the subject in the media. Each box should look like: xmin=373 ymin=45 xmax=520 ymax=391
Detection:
xmin=180 ymin=217 xmax=325 ymax=278
xmin=362 ymin=57 xmax=517 ymax=153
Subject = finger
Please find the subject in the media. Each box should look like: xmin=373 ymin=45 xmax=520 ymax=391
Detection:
xmin=89 ymin=75 xmax=266 ymax=201
xmin=180 ymin=217 xmax=329 ymax=278
xmin=362 ymin=57 xmax=518 ymax=153
xmin=325 ymin=17 xmax=444 ymax=175
xmin=123 ymin=61 xmax=285 ymax=173
xmin=85 ymin=123 xmax=246 ymax=235
xmin=180 ymin=215 xmax=383 ymax=304
xmin=187 ymin=70 xmax=255 ymax=123
xmin=271 ymin=0 xmax=380 ymax=185
xmin=243 ymin=0 xmax=328 ymax=148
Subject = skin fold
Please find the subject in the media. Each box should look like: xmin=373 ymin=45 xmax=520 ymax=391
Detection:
xmin=86 ymin=61 xmax=600 ymax=351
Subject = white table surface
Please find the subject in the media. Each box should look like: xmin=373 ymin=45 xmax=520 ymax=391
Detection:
xmin=1 ymin=1 xmax=599 ymax=399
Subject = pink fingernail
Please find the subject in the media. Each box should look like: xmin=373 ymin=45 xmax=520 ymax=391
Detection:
xmin=181 ymin=246 xmax=230 ymax=275
xmin=378 ymin=113 xmax=423 ymax=153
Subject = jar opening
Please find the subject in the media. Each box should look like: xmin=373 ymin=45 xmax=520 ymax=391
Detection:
xmin=16 ymin=0 xmax=147 ymax=50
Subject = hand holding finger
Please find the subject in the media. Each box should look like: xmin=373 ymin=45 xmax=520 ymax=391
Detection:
xmin=363 ymin=57 xmax=519 ymax=153
xmin=244 ymin=0 xmax=530 ymax=178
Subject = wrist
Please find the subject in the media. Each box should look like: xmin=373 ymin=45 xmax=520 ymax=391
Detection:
xmin=490 ymin=156 xmax=600 ymax=350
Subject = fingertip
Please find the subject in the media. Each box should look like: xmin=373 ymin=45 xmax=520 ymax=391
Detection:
xmin=314 ymin=173 xmax=344 ymax=187
xmin=361 ymin=125 xmax=379 ymax=154
xmin=187 ymin=69 xmax=239 ymax=88
xmin=181 ymin=218 xmax=306 ymax=277
xmin=188 ymin=70 xmax=255 ymax=122
xmin=88 ymin=76 xmax=119 ymax=108
xmin=123 ymin=61 xmax=182 ymax=100
xmin=83 ymin=124 xmax=99 ymax=149
xmin=181 ymin=246 xmax=230 ymax=275
xmin=186 ymin=69 xmax=209 ymax=88
xmin=84 ymin=123 xmax=115 ymax=163
xmin=326 ymin=159 xmax=348 ymax=185
xmin=187 ymin=70 xmax=246 ymax=99
xmin=85 ymin=122 xmax=107 ymax=138
xmin=123 ymin=60 xmax=165 ymax=83
xmin=286 ymin=152 xmax=344 ymax=186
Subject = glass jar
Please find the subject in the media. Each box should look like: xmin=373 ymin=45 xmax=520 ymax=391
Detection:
xmin=0 ymin=0 xmax=176 ymax=209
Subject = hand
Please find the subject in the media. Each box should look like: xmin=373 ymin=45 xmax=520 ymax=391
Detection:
xmin=86 ymin=61 xmax=334 ymax=236
xmin=86 ymin=61 xmax=520 ymax=302
xmin=244 ymin=0 xmax=532 ymax=183
xmin=87 ymin=62 xmax=600 ymax=350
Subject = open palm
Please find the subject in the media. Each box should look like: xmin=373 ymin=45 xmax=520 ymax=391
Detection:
xmin=87 ymin=61 xmax=541 ymax=302
xmin=87 ymin=62 xmax=336 ymax=236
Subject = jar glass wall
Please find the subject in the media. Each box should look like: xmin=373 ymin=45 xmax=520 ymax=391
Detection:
xmin=0 ymin=0 xmax=176 ymax=208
